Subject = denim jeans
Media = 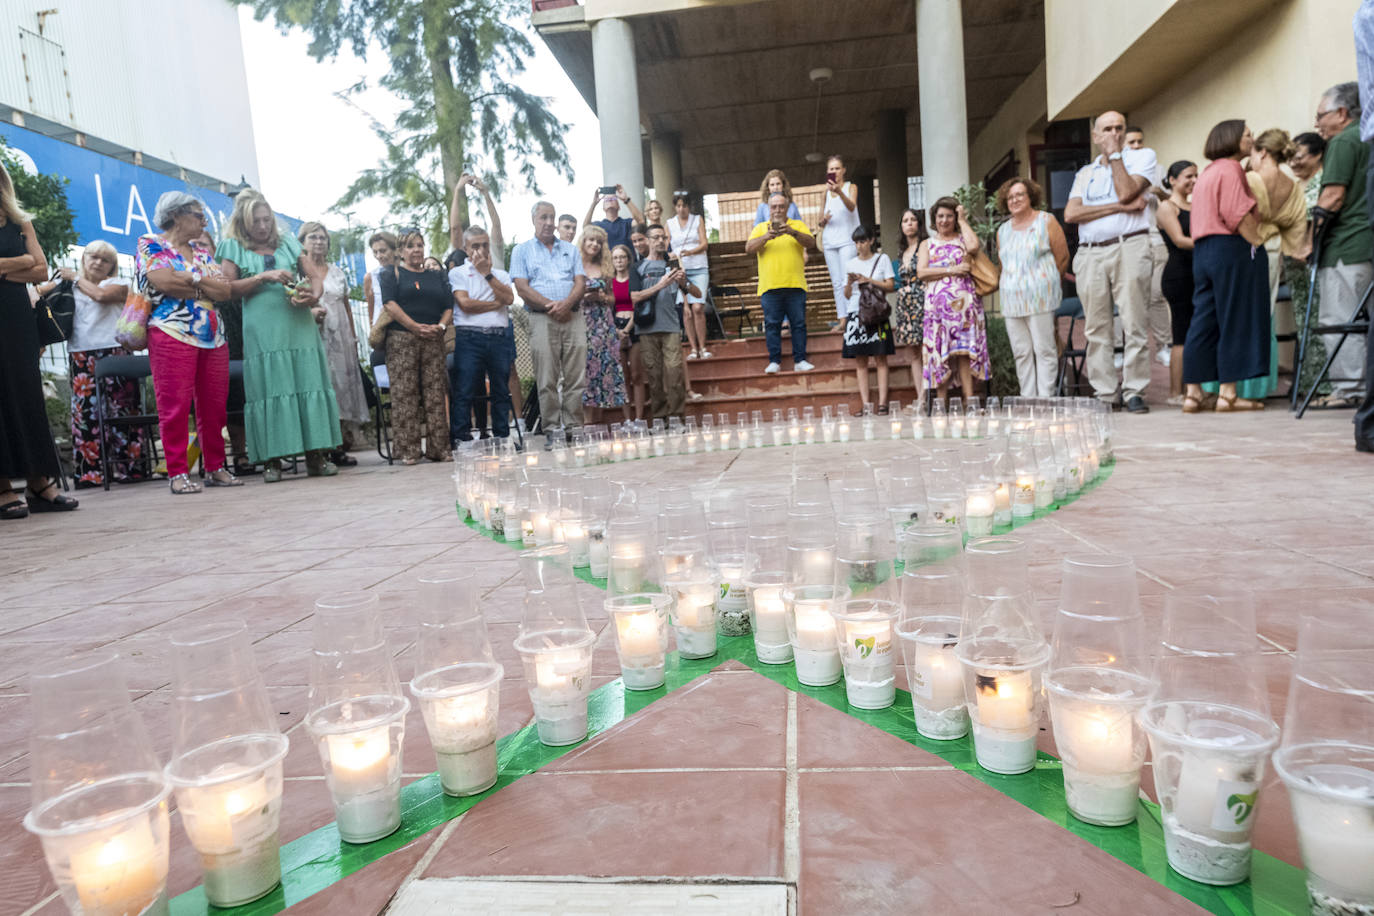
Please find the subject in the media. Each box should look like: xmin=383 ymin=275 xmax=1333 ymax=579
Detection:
xmin=760 ymin=287 xmax=808 ymax=364
xmin=451 ymin=327 xmax=514 ymax=440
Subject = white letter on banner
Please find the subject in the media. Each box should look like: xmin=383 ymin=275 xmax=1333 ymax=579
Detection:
xmin=125 ymin=185 xmax=151 ymax=236
xmin=94 ymin=174 xmax=123 ymax=234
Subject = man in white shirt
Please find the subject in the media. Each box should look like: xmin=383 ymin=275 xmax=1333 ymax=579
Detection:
xmin=1126 ymin=125 xmax=1174 ymax=372
xmin=450 ymin=226 xmax=516 ymax=442
xmin=1066 ymin=110 xmax=1155 ymax=413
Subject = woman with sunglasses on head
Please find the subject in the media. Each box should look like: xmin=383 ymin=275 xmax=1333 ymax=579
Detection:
xmin=218 ymin=190 xmax=340 ymax=482
xmin=137 ymin=191 xmax=238 ymax=494
xmin=380 ymin=229 xmax=453 ymax=464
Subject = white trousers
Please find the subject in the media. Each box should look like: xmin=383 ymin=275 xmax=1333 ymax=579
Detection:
xmin=1004 ymin=311 xmax=1059 ymax=398
xmin=823 ymin=244 xmax=858 ymax=321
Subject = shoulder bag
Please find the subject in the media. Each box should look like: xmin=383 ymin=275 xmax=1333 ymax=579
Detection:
xmin=367 ymin=265 xmax=399 ymax=349
xmin=35 ymin=296 xmax=66 ymax=347
xmin=38 ymin=278 xmax=76 ymax=340
xmin=857 ymin=258 xmax=891 ymax=331
xmin=967 ymin=243 xmax=1000 ymax=298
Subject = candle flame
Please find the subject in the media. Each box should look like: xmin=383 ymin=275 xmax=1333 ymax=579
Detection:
xmin=95 ymin=836 xmax=128 ymax=867
xmin=332 ymin=729 xmax=390 ymax=770
xmin=223 ymin=790 xmax=253 ymax=817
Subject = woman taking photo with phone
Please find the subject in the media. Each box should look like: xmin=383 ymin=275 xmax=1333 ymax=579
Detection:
xmin=816 ymin=155 xmax=860 ymax=326
xmin=840 ymin=224 xmax=896 ymax=411
xmin=578 ymin=225 xmax=627 ymax=424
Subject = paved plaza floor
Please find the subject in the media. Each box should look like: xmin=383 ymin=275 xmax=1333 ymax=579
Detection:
xmin=3 ymin=404 xmax=1371 ymax=915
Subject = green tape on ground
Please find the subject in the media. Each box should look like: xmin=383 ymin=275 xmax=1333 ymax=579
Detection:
xmin=172 ymin=458 xmax=1306 ymax=916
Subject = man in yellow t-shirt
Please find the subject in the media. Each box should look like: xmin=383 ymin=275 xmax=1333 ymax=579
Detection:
xmin=746 ymin=193 xmax=817 ymax=373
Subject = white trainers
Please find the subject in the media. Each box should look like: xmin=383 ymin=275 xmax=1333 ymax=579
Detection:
xmin=699 ymin=350 xmax=713 ymax=359
xmin=1155 ymin=349 xmax=1172 ymax=367
xmin=686 ymin=350 xmax=698 ymax=360
xmin=764 ymin=362 xmax=781 ymax=374
xmin=794 ymin=360 xmax=815 ymax=372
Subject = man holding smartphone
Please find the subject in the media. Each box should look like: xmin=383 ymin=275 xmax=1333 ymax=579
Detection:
xmin=584 ymin=184 xmax=646 ymax=251
xmin=746 ymin=192 xmax=817 ymax=374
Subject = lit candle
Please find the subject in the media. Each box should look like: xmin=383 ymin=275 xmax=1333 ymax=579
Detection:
xmin=821 ymin=420 xmax=835 ymax=443
xmin=794 ymin=603 xmax=837 ymax=650
xmin=838 ymin=420 xmax=851 ymax=443
xmin=523 ymin=639 xmax=593 ymax=746
xmin=525 ymin=452 xmax=540 ymax=468
xmin=908 ymin=638 xmax=968 ymax=739
xmin=686 ymin=432 xmax=700 ymax=453
xmin=609 ymin=543 xmax=648 ymax=594
xmin=804 ymin=423 xmax=816 ymax=444
xmin=1051 ymin=700 xmax=1140 ymax=826
xmin=71 ymin=821 xmax=166 ymax=916
xmin=932 ymin=416 xmax=947 ymax=438
xmin=1289 ymin=768 xmax=1374 ymax=906
xmin=718 ymin=429 xmax=732 ymax=450
xmin=325 ymin=724 xmax=401 ymax=842
xmin=1014 ymin=475 xmax=1036 ymax=518
xmin=670 ymin=580 xmax=718 ymax=659
xmin=748 ymin=582 xmax=792 ymax=663
xmin=787 ymin=591 xmax=843 ymax=686
xmin=588 ymin=526 xmax=609 ymax=578
xmin=174 ymin=762 xmax=282 ymax=907
xmin=611 ymin=441 xmax=625 ymax=461
xmin=800 ymin=547 xmax=834 ymax=584
xmin=612 ymin=606 xmax=667 ymax=690
xmin=652 ymin=435 xmax=666 ymax=457
xmin=993 ymin=482 xmax=1012 ymax=526
xmin=572 ymin=446 xmax=587 ymax=467
xmin=970 ymin=668 xmax=1038 ymax=774
xmin=965 ymin=489 xmax=995 ymax=536
xmin=597 ymin=440 xmax=613 ymax=462
xmin=788 ymin=422 xmax=801 ymax=445
xmin=616 ymin=609 xmax=662 ymax=658
xmin=532 ymin=511 xmax=552 ymax=546
xmin=950 ymin=416 xmax=965 ymax=438
xmin=427 ymin=691 xmax=498 ymax=796
xmin=563 ymin=520 xmax=589 ymax=568
xmin=836 ymin=614 xmax=896 ymax=709
xmin=890 ymin=417 xmax=904 ymax=439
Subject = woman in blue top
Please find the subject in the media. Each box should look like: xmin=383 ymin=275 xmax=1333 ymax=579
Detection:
xmin=754 ymin=170 xmax=802 ymax=225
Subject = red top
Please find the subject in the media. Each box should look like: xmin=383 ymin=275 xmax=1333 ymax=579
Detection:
xmin=613 ymin=278 xmax=633 ymax=316
xmin=1190 ymin=158 xmax=1256 ymax=240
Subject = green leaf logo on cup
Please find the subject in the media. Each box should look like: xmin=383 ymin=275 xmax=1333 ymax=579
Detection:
xmin=854 ymin=636 xmax=875 ymax=659
xmin=1226 ymin=790 xmax=1258 ymax=825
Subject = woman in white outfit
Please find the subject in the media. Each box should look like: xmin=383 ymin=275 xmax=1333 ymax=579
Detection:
xmin=668 ymin=193 xmax=712 ymax=360
xmin=816 ymin=155 xmax=860 ymax=325
xmin=993 ymin=177 xmax=1069 ymax=398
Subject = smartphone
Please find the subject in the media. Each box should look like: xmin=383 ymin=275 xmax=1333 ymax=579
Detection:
xmin=771 ymin=219 xmax=786 ymax=232
xmin=598 ymin=185 xmax=617 ymax=196
xmin=826 ymin=171 xmax=838 ymax=184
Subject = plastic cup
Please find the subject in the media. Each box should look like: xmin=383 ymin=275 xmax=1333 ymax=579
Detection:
xmin=410 ymin=662 xmax=503 ymax=796
xmin=605 ymin=594 xmax=672 ymax=690
xmin=783 ymin=585 xmax=850 ymax=686
xmin=416 ymin=569 xmax=494 ymax=674
xmin=831 ymin=599 xmax=900 ymax=709
xmin=305 ymin=694 xmax=410 ymax=843
xmin=746 ymin=571 xmax=793 ymax=665
xmin=896 ymin=615 xmax=968 ymax=740
xmin=514 ymin=629 xmax=596 ymax=746
xmin=668 ymin=576 xmax=719 ymax=660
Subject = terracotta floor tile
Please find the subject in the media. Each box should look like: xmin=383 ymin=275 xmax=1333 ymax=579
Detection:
xmin=423 ymin=770 xmax=785 ymax=879
xmin=548 ymin=669 xmax=787 ymax=772
xmin=0 ymin=784 xmax=58 ymax=913
xmin=281 ymin=825 xmax=444 ymax=915
xmin=795 ymin=690 xmax=952 ymax=770
xmin=798 ymin=770 xmax=1205 ymax=914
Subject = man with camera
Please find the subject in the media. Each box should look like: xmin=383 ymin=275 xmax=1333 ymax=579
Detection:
xmin=745 ymin=192 xmax=817 ymax=374
xmin=450 ymin=226 xmax=515 ymax=443
xmin=584 ymin=184 xmax=646 ymax=251
xmin=635 ymin=224 xmax=699 ymax=419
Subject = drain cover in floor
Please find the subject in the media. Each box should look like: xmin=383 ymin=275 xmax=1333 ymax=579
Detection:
xmin=387 ymin=879 xmax=788 ymax=915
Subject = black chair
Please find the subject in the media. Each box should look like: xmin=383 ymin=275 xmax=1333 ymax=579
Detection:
xmin=93 ymin=355 xmax=161 ymax=490
xmin=1053 ymin=297 xmax=1090 ymax=397
xmin=708 ymin=284 xmax=751 ymax=338
xmin=369 ymin=348 xmax=393 ymax=464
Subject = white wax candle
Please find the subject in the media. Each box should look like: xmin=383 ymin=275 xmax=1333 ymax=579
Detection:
xmin=572 ymin=447 xmax=587 ymax=467
xmin=532 ymin=511 xmax=552 ymax=545
xmin=800 ymin=547 xmax=833 ymax=584
xmin=535 ymin=648 xmax=588 ymax=695
xmin=794 ymin=603 xmax=837 ymax=651
xmin=974 ymin=669 xmax=1034 ymax=731
xmin=1174 ymin=745 xmax=1262 ymax=842
xmin=910 ymin=641 xmax=964 ymax=710
xmin=609 ymin=544 xmax=647 ymax=592
xmin=588 ymin=534 xmax=609 ymax=578
xmin=616 ymin=610 xmax=662 ymax=658
xmin=597 ymin=441 xmax=612 ymax=461
xmin=950 ymin=417 xmax=964 ymax=438
xmin=787 ymin=423 xmax=801 ymax=445
xmin=432 ymin=691 xmax=490 ymax=739
xmin=752 ymin=589 xmax=788 ymax=643
xmin=932 ymin=417 xmax=947 ymax=438
xmin=821 ymin=421 xmax=835 ymax=443
xmin=751 ymin=427 xmax=765 ymax=448
xmin=327 ymin=726 xmax=392 ymax=796
xmin=718 ymin=429 xmax=731 ymax=449
xmin=686 ymin=432 xmax=700 ymax=453
xmin=1060 ymin=705 xmax=1135 ymax=773
xmin=72 ymin=821 xmax=164 ymax=916
xmin=838 ymin=421 xmax=850 ymax=443
xmin=804 ymin=424 xmax=816 ymax=444
xmin=652 ymin=436 xmax=666 ymax=457
xmin=862 ymin=418 xmax=875 ymax=441
xmin=1291 ymin=768 xmax=1374 ymax=901
xmin=611 ymin=441 xmax=625 ymax=461
xmin=965 ymin=492 xmax=994 ymax=535
xmin=994 ymin=482 xmax=1011 ymax=513
xmin=673 ymin=593 xmax=714 ymax=629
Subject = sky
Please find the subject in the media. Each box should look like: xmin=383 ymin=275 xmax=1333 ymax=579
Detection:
xmin=236 ymin=7 xmax=605 ymax=257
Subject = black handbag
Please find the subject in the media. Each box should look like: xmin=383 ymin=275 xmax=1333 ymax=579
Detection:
xmin=38 ymin=278 xmax=76 ymax=341
xmin=857 ymin=258 xmax=891 ymax=331
xmin=35 ymin=297 xmax=67 ymax=347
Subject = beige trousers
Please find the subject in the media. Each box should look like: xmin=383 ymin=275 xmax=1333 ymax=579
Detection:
xmin=527 ymin=310 xmax=588 ymax=430
xmin=1073 ymin=234 xmax=1153 ymax=403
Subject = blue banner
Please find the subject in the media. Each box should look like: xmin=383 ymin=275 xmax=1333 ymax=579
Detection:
xmin=0 ymin=121 xmax=300 ymax=257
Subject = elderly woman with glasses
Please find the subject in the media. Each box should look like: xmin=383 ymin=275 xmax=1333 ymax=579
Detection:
xmin=218 ymin=190 xmax=341 ymax=482
xmin=137 ymin=191 xmax=239 ymax=494
xmin=381 ymin=228 xmax=453 ymax=464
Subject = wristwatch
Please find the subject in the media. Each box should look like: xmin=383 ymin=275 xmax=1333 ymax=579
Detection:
xmin=438 ymin=322 xmax=448 ymax=332
xmin=484 ymin=273 xmax=495 ymax=282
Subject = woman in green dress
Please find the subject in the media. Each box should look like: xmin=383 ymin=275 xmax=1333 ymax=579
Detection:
xmin=218 ymin=190 xmax=341 ymax=482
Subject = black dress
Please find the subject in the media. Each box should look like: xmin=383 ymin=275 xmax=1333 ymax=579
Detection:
xmin=1160 ymin=207 xmax=1194 ymax=344
xmin=0 ymin=221 xmax=58 ymax=479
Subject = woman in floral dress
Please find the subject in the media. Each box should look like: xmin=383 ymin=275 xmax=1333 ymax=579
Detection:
xmin=578 ymin=225 xmax=627 ymax=424
xmin=916 ymin=197 xmax=990 ymax=403
xmin=892 ymin=208 xmax=926 ymax=402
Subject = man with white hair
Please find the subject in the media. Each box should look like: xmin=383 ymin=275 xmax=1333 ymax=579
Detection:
xmin=511 ymin=201 xmax=586 ymax=441
xmin=583 ymin=184 xmax=645 ymax=252
xmin=1065 ymin=110 xmax=1156 ymax=413
xmin=1312 ymin=80 xmax=1371 ymax=409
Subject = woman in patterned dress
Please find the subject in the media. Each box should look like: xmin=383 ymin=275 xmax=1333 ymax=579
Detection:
xmin=36 ymin=241 xmax=145 ymax=487
xmin=892 ymin=208 xmax=926 ymax=402
xmin=299 ymin=221 xmax=368 ymax=464
xmin=916 ymin=196 xmax=990 ymax=403
xmin=577 ymin=225 xmax=627 ymax=424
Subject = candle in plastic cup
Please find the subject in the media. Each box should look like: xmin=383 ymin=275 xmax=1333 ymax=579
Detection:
xmin=606 ymin=594 xmax=671 ymax=690
xmin=410 ymin=662 xmax=503 ymax=797
xmin=307 ymin=695 xmax=410 ymax=843
xmin=783 ymin=585 xmax=848 ymax=686
xmin=746 ymin=573 xmax=793 ymax=664
xmin=515 ymin=630 xmax=595 ymax=746
xmin=669 ymin=577 xmax=719 ymax=659
xmin=896 ymin=615 xmax=968 ymax=740
xmin=831 ymin=600 xmax=899 ymax=709
xmin=964 ymin=485 xmax=995 ymax=537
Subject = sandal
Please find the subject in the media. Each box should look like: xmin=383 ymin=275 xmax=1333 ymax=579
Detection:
xmin=169 ymin=473 xmax=202 ymax=495
xmin=331 ymin=450 xmax=358 ymax=467
xmin=401 ymin=457 xmax=421 ymax=466
xmin=1181 ymin=395 xmax=1203 ymax=414
xmin=0 ymin=494 xmax=28 ymax=519
xmin=205 ymin=468 xmax=244 ymax=487
xmin=1215 ymin=394 xmax=1265 ymax=412
xmin=26 ymin=481 xmax=79 ymax=512
xmin=232 ymin=457 xmax=259 ymax=476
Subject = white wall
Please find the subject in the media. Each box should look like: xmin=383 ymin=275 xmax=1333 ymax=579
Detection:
xmin=0 ymin=0 xmax=259 ymax=186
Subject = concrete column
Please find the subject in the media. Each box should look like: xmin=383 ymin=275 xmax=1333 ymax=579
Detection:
xmin=876 ymin=109 xmax=909 ymax=250
xmin=591 ymin=17 xmax=645 ymax=206
xmin=916 ymin=0 xmax=969 ymax=198
xmin=650 ymin=132 xmax=682 ymax=205
xmin=854 ymin=175 xmax=876 ymax=229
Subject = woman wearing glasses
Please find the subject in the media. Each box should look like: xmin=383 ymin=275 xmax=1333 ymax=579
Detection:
xmin=137 ymin=192 xmax=239 ymax=494
xmin=218 ymin=190 xmax=341 ymax=482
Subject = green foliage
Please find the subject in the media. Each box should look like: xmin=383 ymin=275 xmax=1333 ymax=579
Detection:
xmin=951 ymin=182 xmax=1005 ymax=264
xmin=236 ymin=0 xmax=573 ymax=238
xmin=0 ymin=140 xmax=78 ymax=268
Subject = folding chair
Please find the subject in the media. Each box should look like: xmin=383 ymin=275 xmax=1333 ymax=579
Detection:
xmin=369 ymin=348 xmax=393 ymax=464
xmin=1053 ymin=297 xmax=1090 ymax=397
xmin=1292 ymin=215 xmax=1370 ymax=417
xmin=93 ymin=355 xmax=161 ymax=490
xmin=708 ymin=284 xmax=751 ymax=338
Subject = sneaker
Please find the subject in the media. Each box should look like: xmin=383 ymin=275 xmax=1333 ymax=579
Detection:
xmin=699 ymin=350 xmax=713 ymax=359
xmin=794 ymin=360 xmax=815 ymax=372
xmin=764 ymin=362 xmax=781 ymax=374
xmin=686 ymin=351 xmax=699 ymax=360
xmin=1155 ymin=350 xmax=1172 ymax=367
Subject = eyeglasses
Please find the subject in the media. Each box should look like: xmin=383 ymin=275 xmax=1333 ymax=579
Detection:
xmin=1315 ymin=108 xmax=1338 ymax=120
